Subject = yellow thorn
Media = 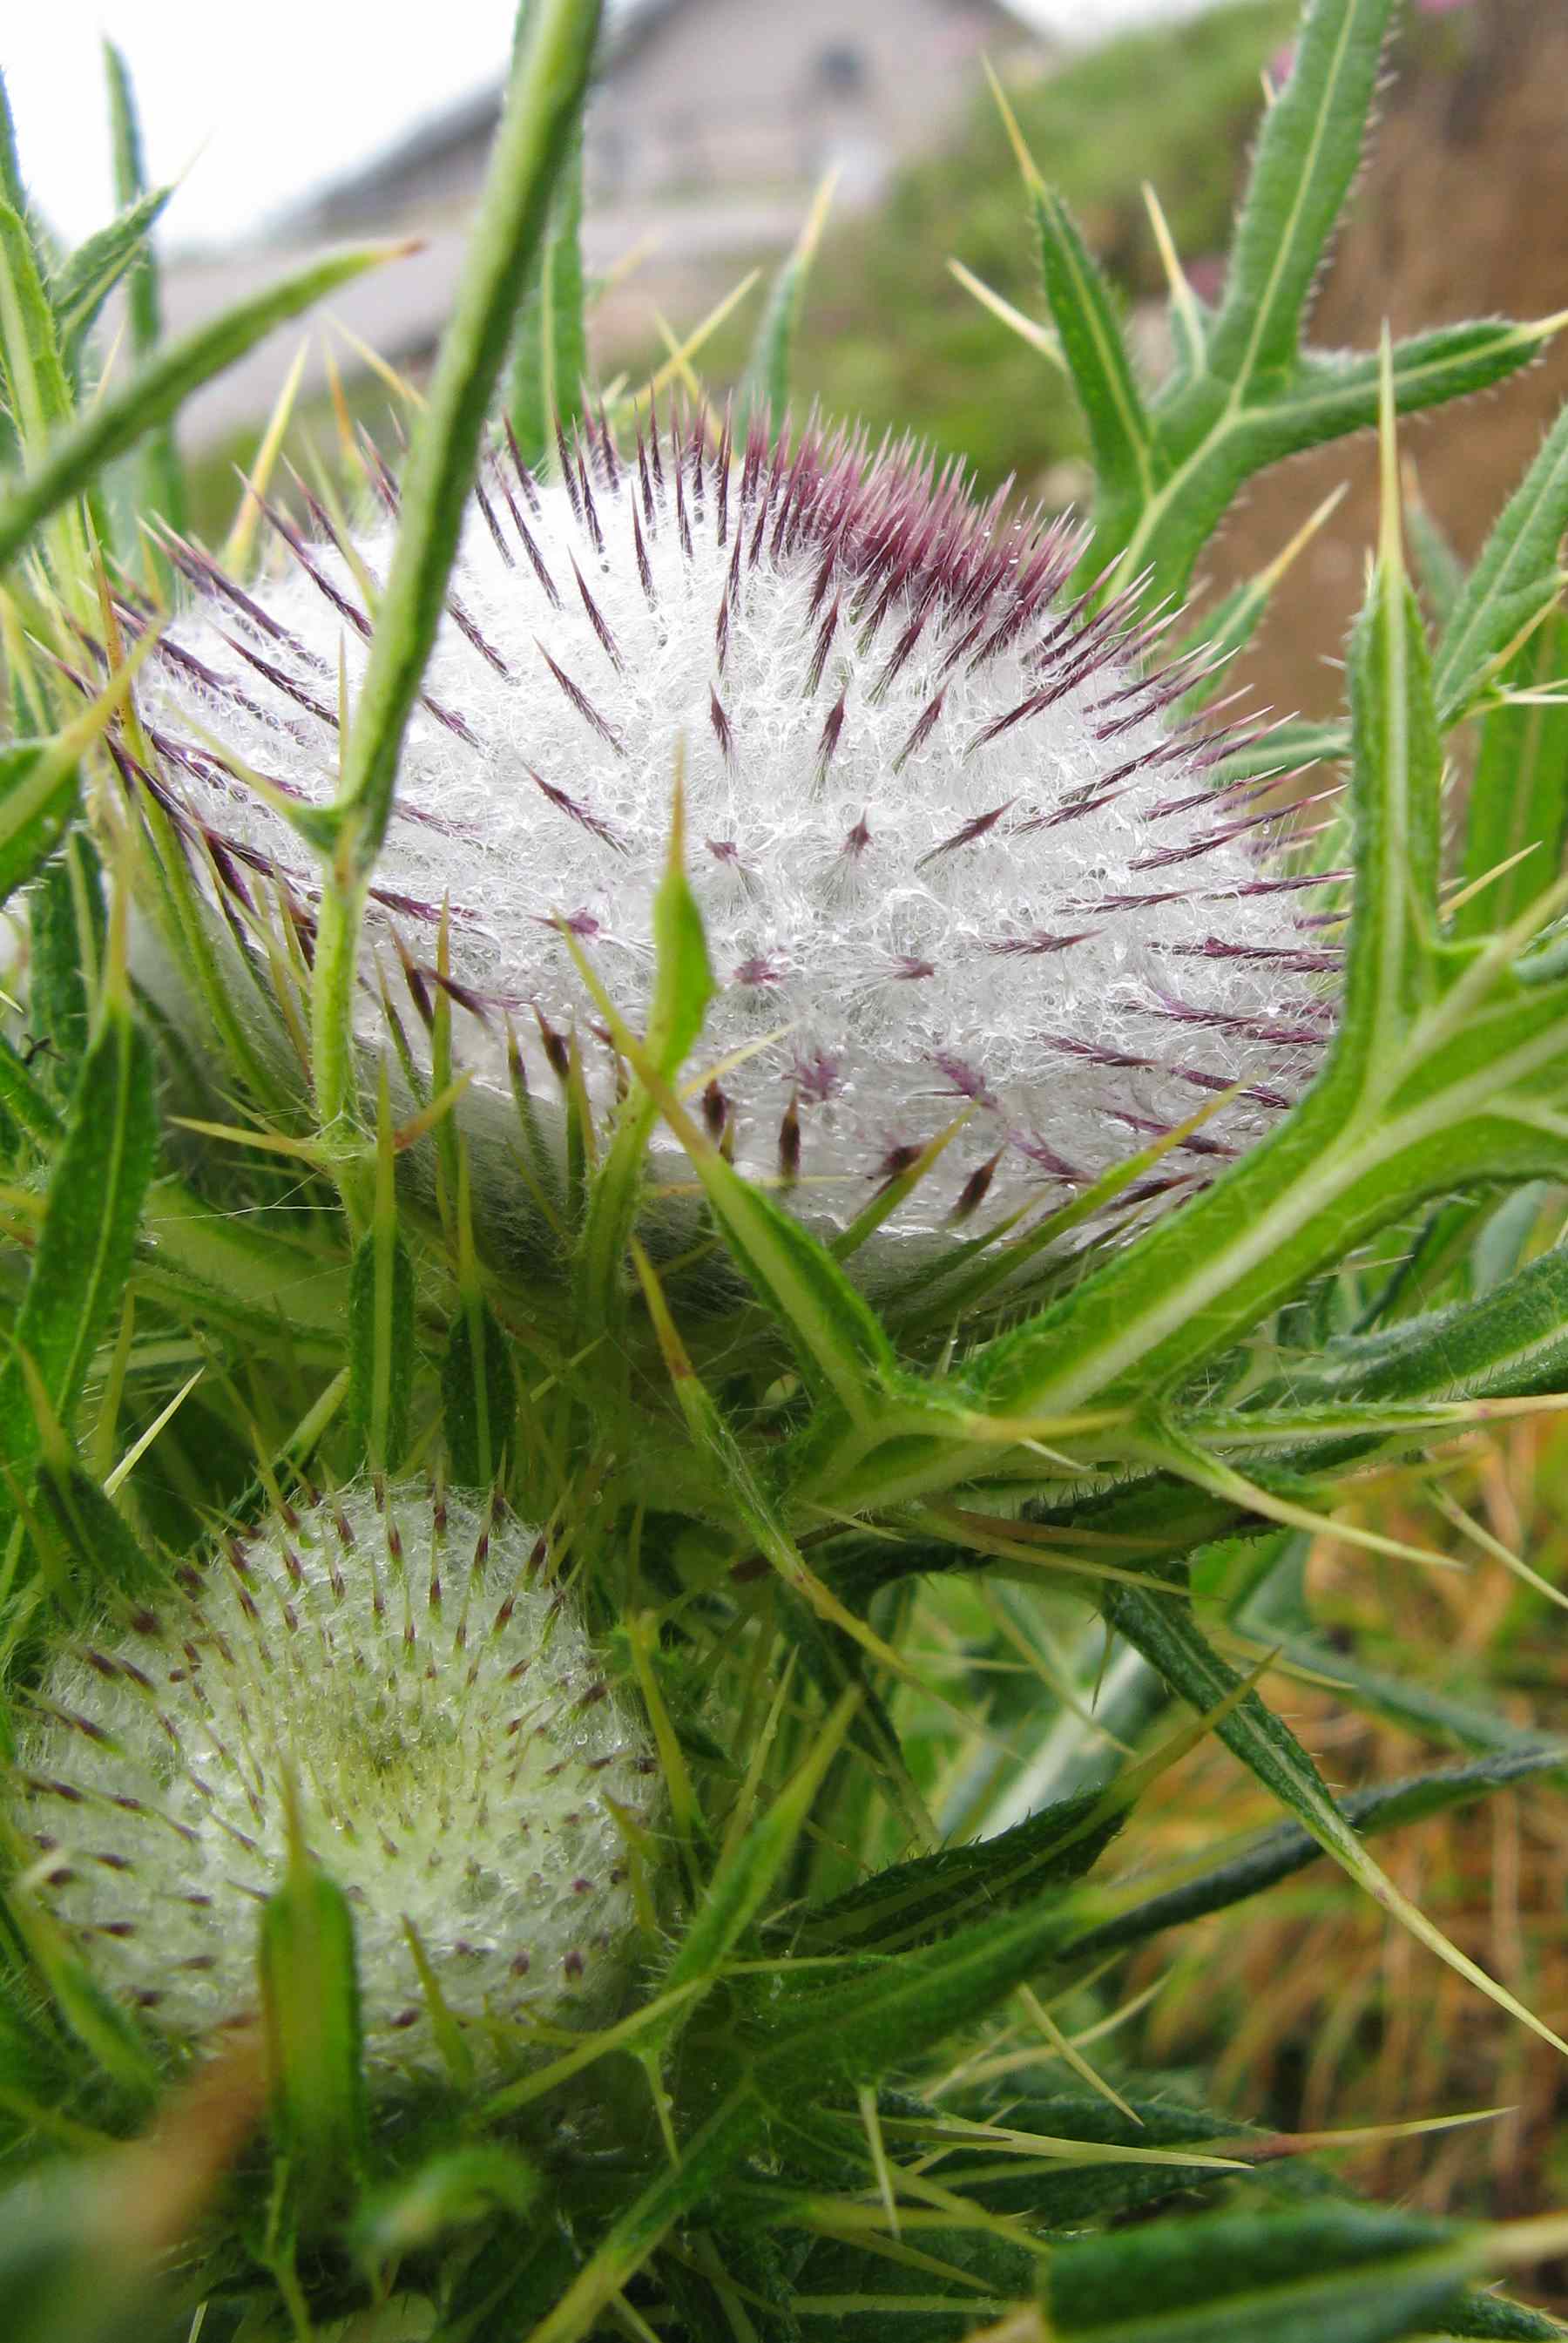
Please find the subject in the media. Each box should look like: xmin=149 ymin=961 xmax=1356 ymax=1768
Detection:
xmin=983 ymin=55 xmax=1044 ymax=192
xmin=222 ymin=338 xmax=309 ymax=574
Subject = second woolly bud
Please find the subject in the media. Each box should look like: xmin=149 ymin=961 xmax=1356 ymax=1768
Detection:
xmin=15 ymin=1482 xmax=661 ymax=2070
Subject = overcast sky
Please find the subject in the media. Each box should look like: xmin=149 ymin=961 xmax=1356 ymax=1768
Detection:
xmin=4 ymin=0 xmax=1239 ymax=251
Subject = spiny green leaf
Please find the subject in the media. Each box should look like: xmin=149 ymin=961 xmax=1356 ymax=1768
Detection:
xmin=1435 ymin=399 xmax=1568 ymax=722
xmin=1455 ymin=613 xmax=1568 ymax=938
xmin=0 ymin=1001 xmax=159 ymax=1547
xmin=33 ymin=1447 xmax=169 ymax=1612
xmin=794 ymin=1779 xmax=1124 ymax=1959
xmin=794 ymin=2224 xmax=1035 ymax=2340
xmin=2 ymin=1879 xmax=158 ymax=2101
xmin=0 ymin=743 xmax=80 ymax=918
xmin=1098 ymin=1567 xmax=1568 ymax=2055
xmin=1274 ymin=1238 xmax=1568 ymax=1409
xmin=48 ymin=183 xmax=172 ymax=375
xmin=646 ymin=1691 xmax=855 ymax=2066
xmin=1066 ymin=1744 xmax=1565 ymax=1966
xmin=100 ymin=37 xmax=185 ymax=576
xmin=1025 ymin=169 xmax=1154 ymax=511
xmin=0 ymin=71 xmax=26 ymax=228
xmin=0 ymin=199 xmax=72 ymax=451
xmin=526 ymin=2092 xmax=761 ymax=2343
xmin=1206 ymin=0 xmax=1395 ymax=394
xmin=0 ymin=1032 xmax=63 ymax=1153
xmin=754 ymin=1879 xmax=1082 ymax=2095
xmin=27 ymin=834 xmax=105 ymax=1103
xmin=1046 ymin=2202 xmax=1479 ymax=2343
xmin=1434 ymin=2298 xmax=1568 ymax=2340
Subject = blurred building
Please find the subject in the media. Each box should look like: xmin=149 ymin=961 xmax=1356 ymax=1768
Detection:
xmin=292 ymin=0 xmax=1051 ymax=238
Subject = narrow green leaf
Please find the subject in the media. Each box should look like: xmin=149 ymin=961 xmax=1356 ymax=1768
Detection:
xmin=506 ymin=116 xmax=586 ymax=464
xmin=259 ymin=1812 xmax=366 ymax=2210
xmin=1435 ymin=399 xmax=1568 ymax=721
xmin=754 ymin=1877 xmax=1081 ymax=2095
xmin=1405 ymin=469 xmax=1469 ymax=632
xmin=0 ymin=743 xmax=79 ymax=915
xmin=740 ymin=170 xmax=837 ymax=425
xmin=0 ymin=239 xmax=402 ymax=574
xmin=646 ymin=1691 xmax=855 ymax=2066
xmin=1206 ymin=0 xmax=1396 ymax=393
xmin=102 ymin=24 xmax=183 ymax=565
xmin=1099 ymin=1568 xmax=1568 ymax=2055
xmin=348 ymin=1080 xmax=416 ymax=1472
xmin=442 ymin=1296 xmax=515 ymax=1487
xmin=1027 ymin=173 xmax=1154 ymax=507
xmin=794 ymin=1778 xmax=1125 ymax=1959
xmin=1067 ymin=1744 xmax=1565 ymax=1966
xmin=311 ymin=0 xmax=604 ymax=1146
xmin=48 ymin=183 xmax=172 ymax=373
xmin=1274 ymin=1239 xmax=1568 ymax=1409
xmin=575 ymin=775 xmax=714 ymax=1331
xmin=643 ymin=775 xmax=714 ymax=1080
xmin=2 ymin=1879 xmax=158 ymax=2100
xmin=0 ymin=199 xmax=72 ymax=449
xmin=526 ymin=2092 xmax=760 ymax=2343
xmin=34 ymin=1448 xmax=169 ymax=1611
xmin=0 ymin=1032 xmax=63 ymax=1151
xmin=1455 ymin=613 xmax=1568 ymax=938
xmin=0 ymin=71 xmax=26 ymax=227
xmin=28 ymin=833 xmax=105 ymax=1102
xmin=0 ymin=1002 xmax=158 ymax=1541
xmin=1046 ymin=2202 xmax=1481 ymax=2343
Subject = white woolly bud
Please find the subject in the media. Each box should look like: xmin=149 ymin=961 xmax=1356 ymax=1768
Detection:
xmin=135 ymin=415 xmax=1332 ymax=1251
xmin=15 ymin=1483 xmax=659 ymax=2065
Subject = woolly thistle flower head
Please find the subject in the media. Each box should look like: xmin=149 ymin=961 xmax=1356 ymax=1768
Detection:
xmin=131 ymin=412 xmax=1332 ymax=1254
xmin=14 ymin=1483 xmax=659 ymax=2067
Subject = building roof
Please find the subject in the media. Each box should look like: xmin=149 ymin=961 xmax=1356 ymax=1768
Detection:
xmin=286 ymin=0 xmax=1048 ymax=240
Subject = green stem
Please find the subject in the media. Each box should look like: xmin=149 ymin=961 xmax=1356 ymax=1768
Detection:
xmin=308 ymin=0 xmax=602 ymax=1144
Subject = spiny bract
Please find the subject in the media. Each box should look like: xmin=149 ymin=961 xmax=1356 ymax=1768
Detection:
xmin=15 ymin=1481 xmax=659 ymax=2066
xmin=131 ymin=411 xmax=1332 ymax=1244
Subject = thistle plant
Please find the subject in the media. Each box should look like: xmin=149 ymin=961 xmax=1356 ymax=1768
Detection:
xmin=135 ymin=413 xmax=1324 ymax=1255
xmin=4 ymin=3 xmax=1568 ymax=2340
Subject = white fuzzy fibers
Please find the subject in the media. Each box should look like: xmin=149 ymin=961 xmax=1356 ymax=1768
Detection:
xmin=17 ymin=1484 xmax=659 ymax=2066
xmin=141 ymin=421 xmax=1330 ymax=1240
